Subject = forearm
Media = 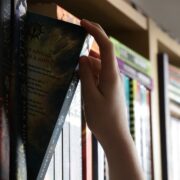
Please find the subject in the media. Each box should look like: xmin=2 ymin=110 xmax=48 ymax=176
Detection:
xmin=101 ymin=125 xmax=145 ymax=180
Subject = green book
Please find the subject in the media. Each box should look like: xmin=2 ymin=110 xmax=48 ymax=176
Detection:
xmin=110 ymin=37 xmax=151 ymax=77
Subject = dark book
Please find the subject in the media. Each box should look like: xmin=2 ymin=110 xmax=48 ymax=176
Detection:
xmin=25 ymin=12 xmax=93 ymax=180
xmin=92 ymin=135 xmax=98 ymax=180
xmin=10 ymin=1 xmax=28 ymax=179
xmin=158 ymin=53 xmax=170 ymax=180
xmin=0 ymin=0 xmax=12 ymax=179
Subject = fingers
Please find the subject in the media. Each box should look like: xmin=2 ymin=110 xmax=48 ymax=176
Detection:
xmin=81 ymin=19 xmax=117 ymax=79
xmin=79 ymin=56 xmax=99 ymax=102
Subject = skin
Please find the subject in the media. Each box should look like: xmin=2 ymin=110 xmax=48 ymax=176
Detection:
xmin=79 ymin=19 xmax=145 ymax=180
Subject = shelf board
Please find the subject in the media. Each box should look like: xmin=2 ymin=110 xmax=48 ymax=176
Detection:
xmin=28 ymin=0 xmax=147 ymax=32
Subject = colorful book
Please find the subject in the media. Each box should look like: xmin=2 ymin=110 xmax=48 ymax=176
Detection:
xmin=110 ymin=37 xmax=151 ymax=77
xmin=121 ymin=74 xmax=130 ymax=126
xmin=25 ymin=12 xmax=93 ymax=180
xmin=117 ymin=58 xmax=152 ymax=89
xmin=129 ymin=79 xmax=135 ymax=140
xmin=140 ymin=85 xmax=152 ymax=180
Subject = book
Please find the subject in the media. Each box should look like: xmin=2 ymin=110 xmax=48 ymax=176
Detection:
xmin=69 ymin=83 xmax=82 ymax=179
xmin=25 ymin=12 xmax=93 ymax=180
xmin=140 ymin=85 xmax=152 ymax=180
xmin=129 ymin=79 xmax=135 ymax=140
xmin=98 ymin=142 xmax=105 ymax=180
xmin=169 ymin=101 xmax=180 ymax=119
xmin=0 ymin=0 xmax=11 ymax=179
xmin=117 ymin=58 xmax=152 ymax=89
xmin=62 ymin=112 xmax=70 ymax=180
xmin=82 ymin=115 xmax=93 ymax=180
xmin=121 ymin=74 xmax=130 ymax=126
xmin=158 ymin=53 xmax=171 ymax=180
xmin=110 ymin=37 xmax=151 ymax=77
xmin=55 ymin=132 xmax=63 ymax=180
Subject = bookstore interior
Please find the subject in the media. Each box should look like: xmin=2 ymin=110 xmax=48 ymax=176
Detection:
xmin=0 ymin=0 xmax=180 ymax=180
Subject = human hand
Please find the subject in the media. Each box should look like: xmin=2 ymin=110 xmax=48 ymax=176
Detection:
xmin=79 ymin=19 xmax=129 ymax=148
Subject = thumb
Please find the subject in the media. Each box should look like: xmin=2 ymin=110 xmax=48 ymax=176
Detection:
xmin=79 ymin=56 xmax=98 ymax=102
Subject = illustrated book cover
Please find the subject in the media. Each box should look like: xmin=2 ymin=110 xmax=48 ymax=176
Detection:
xmin=25 ymin=12 xmax=93 ymax=180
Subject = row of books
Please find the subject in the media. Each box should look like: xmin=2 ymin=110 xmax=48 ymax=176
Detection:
xmin=168 ymin=63 xmax=180 ymax=180
xmin=169 ymin=65 xmax=180 ymax=118
xmin=43 ymin=34 xmax=153 ymax=179
xmin=158 ymin=53 xmax=180 ymax=180
xmin=0 ymin=3 xmax=153 ymax=179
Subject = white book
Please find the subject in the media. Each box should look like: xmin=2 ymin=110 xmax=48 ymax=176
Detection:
xmin=98 ymin=142 xmax=105 ymax=180
xmin=63 ymin=112 xmax=70 ymax=180
xmin=69 ymin=83 xmax=82 ymax=180
xmin=55 ymin=133 xmax=63 ymax=180
xmin=44 ymin=155 xmax=54 ymax=180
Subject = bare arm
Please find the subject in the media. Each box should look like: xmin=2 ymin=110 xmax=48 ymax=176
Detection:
xmin=79 ymin=19 xmax=145 ymax=180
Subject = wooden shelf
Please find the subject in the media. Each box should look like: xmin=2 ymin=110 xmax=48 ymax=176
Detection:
xmin=28 ymin=0 xmax=147 ymax=32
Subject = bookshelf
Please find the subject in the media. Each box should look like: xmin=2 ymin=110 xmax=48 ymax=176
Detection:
xmin=9 ymin=0 xmax=180 ymax=180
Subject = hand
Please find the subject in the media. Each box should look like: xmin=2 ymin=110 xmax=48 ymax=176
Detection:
xmin=79 ymin=19 xmax=145 ymax=180
xmin=79 ymin=19 xmax=129 ymax=147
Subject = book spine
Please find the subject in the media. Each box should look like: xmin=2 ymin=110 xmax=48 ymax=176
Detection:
xmin=37 ymin=75 xmax=79 ymax=180
xmin=129 ymin=79 xmax=135 ymax=140
xmin=110 ymin=37 xmax=151 ymax=77
xmin=98 ymin=142 xmax=105 ymax=180
xmin=55 ymin=133 xmax=63 ymax=180
xmin=69 ymin=83 xmax=82 ymax=180
xmin=92 ymin=135 xmax=98 ymax=180
xmin=82 ymin=115 xmax=93 ymax=180
xmin=133 ymin=81 xmax=143 ymax=166
xmin=63 ymin=112 xmax=70 ymax=180
xmin=44 ymin=155 xmax=55 ymax=180
xmin=158 ymin=53 xmax=170 ymax=180
xmin=10 ymin=1 xmax=28 ymax=179
xmin=117 ymin=58 xmax=153 ymax=89
xmin=0 ymin=0 xmax=12 ymax=179
xmin=122 ymin=74 xmax=130 ymax=127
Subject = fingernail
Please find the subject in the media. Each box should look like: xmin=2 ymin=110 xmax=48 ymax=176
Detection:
xmin=79 ymin=56 xmax=88 ymax=63
xmin=81 ymin=19 xmax=90 ymax=26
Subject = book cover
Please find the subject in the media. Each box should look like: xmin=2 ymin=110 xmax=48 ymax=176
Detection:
xmin=25 ymin=12 xmax=93 ymax=180
xmin=110 ymin=37 xmax=151 ymax=77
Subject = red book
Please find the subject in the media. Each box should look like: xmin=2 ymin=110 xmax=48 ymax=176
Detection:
xmin=82 ymin=118 xmax=93 ymax=180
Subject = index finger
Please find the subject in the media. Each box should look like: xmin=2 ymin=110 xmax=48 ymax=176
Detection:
xmin=80 ymin=19 xmax=117 ymax=76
